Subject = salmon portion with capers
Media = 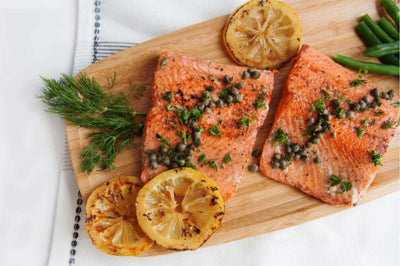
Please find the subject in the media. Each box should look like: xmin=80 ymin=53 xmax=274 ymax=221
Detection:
xmin=259 ymin=45 xmax=399 ymax=206
xmin=141 ymin=51 xmax=274 ymax=200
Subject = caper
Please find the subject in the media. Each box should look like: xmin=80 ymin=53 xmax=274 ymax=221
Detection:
xmin=299 ymin=149 xmax=307 ymax=156
xmin=161 ymin=146 xmax=168 ymax=153
xmin=249 ymin=163 xmax=259 ymax=172
xmin=292 ymin=144 xmax=300 ymax=153
xmin=387 ymin=89 xmax=394 ymax=99
xmin=308 ymin=117 xmax=315 ymax=125
xmin=315 ymin=132 xmax=323 ymax=139
xmin=237 ymin=82 xmax=245 ymax=89
xmin=332 ymin=99 xmax=340 ymax=106
xmin=273 ymin=153 xmax=282 ymax=160
xmin=337 ymin=109 xmax=345 ymax=119
xmin=203 ymin=98 xmax=210 ymax=106
xmin=369 ymin=101 xmax=377 ymax=109
xmin=151 ymin=161 xmax=158 ymax=169
xmin=324 ymin=115 xmax=332 ymax=121
xmin=177 ymin=143 xmax=187 ymax=152
xmin=242 ymin=71 xmax=250 ymax=79
xmin=163 ymin=157 xmax=171 ymax=166
xmin=370 ymin=88 xmax=380 ymax=98
xmin=359 ymin=100 xmax=367 ymax=110
xmin=216 ymin=99 xmax=224 ymax=108
xmin=286 ymin=146 xmax=292 ymax=153
xmin=279 ymin=160 xmax=288 ymax=169
xmin=313 ymin=157 xmax=322 ymax=164
xmin=294 ymin=154 xmax=301 ymax=160
xmin=149 ymin=153 xmax=157 ymax=162
xmin=271 ymin=161 xmax=280 ymax=168
xmin=302 ymin=156 xmax=310 ymax=163
xmin=198 ymin=103 xmax=205 ymax=111
xmin=203 ymin=90 xmax=211 ymax=99
xmin=327 ymin=124 xmax=333 ymax=131
xmin=223 ymin=75 xmax=233 ymax=85
xmin=157 ymin=154 xmax=165 ymax=162
xmin=209 ymin=102 xmax=216 ymax=109
xmin=247 ymin=68 xmax=256 ymax=74
xmin=171 ymin=162 xmax=178 ymax=168
xmin=381 ymin=92 xmax=388 ymax=100
xmin=190 ymin=120 xmax=198 ymax=128
xmin=234 ymin=94 xmax=243 ymax=102
xmin=312 ymin=137 xmax=320 ymax=144
xmin=306 ymin=141 xmax=312 ymax=148
xmin=205 ymin=107 xmax=212 ymax=113
xmin=362 ymin=96 xmax=370 ymax=104
xmin=286 ymin=153 xmax=295 ymax=161
xmin=186 ymin=148 xmax=194 ymax=156
xmin=226 ymin=95 xmax=233 ymax=103
xmin=186 ymin=155 xmax=193 ymax=161
xmin=231 ymin=87 xmax=239 ymax=95
xmin=331 ymin=131 xmax=337 ymax=138
xmin=322 ymin=126 xmax=330 ymax=133
xmin=323 ymin=109 xmax=329 ymax=115
xmin=193 ymin=131 xmax=201 ymax=139
xmin=251 ymin=71 xmax=261 ymax=79
xmin=346 ymin=111 xmax=355 ymax=119
xmin=315 ymin=124 xmax=322 ymax=131
xmin=351 ymin=103 xmax=360 ymax=111
xmin=178 ymin=159 xmax=186 ymax=167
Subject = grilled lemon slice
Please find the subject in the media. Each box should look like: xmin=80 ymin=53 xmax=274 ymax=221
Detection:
xmin=223 ymin=0 xmax=302 ymax=69
xmin=85 ymin=176 xmax=153 ymax=256
xmin=136 ymin=168 xmax=225 ymax=250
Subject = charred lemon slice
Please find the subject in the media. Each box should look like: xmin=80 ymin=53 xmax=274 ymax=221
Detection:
xmin=223 ymin=0 xmax=302 ymax=69
xmin=136 ymin=168 xmax=225 ymax=250
xmin=85 ymin=176 xmax=153 ymax=256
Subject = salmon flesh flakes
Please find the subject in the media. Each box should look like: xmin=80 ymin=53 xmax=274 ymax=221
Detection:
xmin=260 ymin=45 xmax=399 ymax=206
xmin=141 ymin=51 xmax=274 ymax=200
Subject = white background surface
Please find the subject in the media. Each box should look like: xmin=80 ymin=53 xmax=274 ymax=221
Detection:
xmin=0 ymin=0 xmax=399 ymax=265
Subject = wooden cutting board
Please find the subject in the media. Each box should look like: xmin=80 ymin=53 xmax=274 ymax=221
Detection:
xmin=66 ymin=0 xmax=399 ymax=256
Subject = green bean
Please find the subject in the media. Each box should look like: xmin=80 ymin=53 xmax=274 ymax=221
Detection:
xmin=334 ymin=55 xmax=399 ymax=76
xmin=380 ymin=0 xmax=400 ymax=28
xmin=361 ymin=14 xmax=394 ymax=43
xmin=356 ymin=22 xmax=399 ymax=65
xmin=364 ymin=42 xmax=399 ymax=57
xmin=378 ymin=17 xmax=399 ymax=40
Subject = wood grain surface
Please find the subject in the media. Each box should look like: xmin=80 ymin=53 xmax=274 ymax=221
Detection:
xmin=66 ymin=0 xmax=399 ymax=256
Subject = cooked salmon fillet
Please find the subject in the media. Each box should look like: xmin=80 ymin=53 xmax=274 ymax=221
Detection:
xmin=141 ymin=51 xmax=274 ymax=200
xmin=260 ymin=45 xmax=399 ymax=206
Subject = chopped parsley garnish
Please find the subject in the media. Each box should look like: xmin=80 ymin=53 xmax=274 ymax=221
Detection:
xmin=328 ymin=174 xmax=353 ymax=193
xmin=185 ymin=162 xmax=197 ymax=170
xmin=371 ymin=119 xmax=377 ymax=125
xmin=357 ymin=128 xmax=365 ymax=139
xmin=198 ymin=126 xmax=205 ymax=132
xmin=206 ymin=86 xmax=215 ymax=92
xmin=321 ymin=89 xmax=331 ymax=101
xmin=358 ymin=67 xmax=368 ymax=78
xmin=177 ymin=108 xmax=191 ymax=123
xmin=371 ymin=150 xmax=383 ymax=166
xmin=166 ymin=104 xmax=175 ymax=111
xmin=219 ymin=89 xmax=229 ymax=100
xmin=191 ymin=107 xmax=202 ymax=121
xmin=208 ymin=159 xmax=218 ymax=170
xmin=160 ymin=56 xmax=169 ymax=70
xmin=223 ymin=153 xmax=232 ymax=164
xmin=209 ymin=125 xmax=221 ymax=136
xmin=273 ymin=128 xmax=289 ymax=145
xmin=253 ymin=92 xmax=266 ymax=110
xmin=375 ymin=110 xmax=385 ymax=116
xmin=381 ymin=119 xmax=396 ymax=129
xmin=392 ymin=102 xmax=400 ymax=108
xmin=311 ymin=99 xmax=326 ymax=112
xmin=163 ymin=91 xmax=173 ymax=102
xmin=241 ymin=117 xmax=253 ymax=127
xmin=177 ymin=130 xmax=189 ymax=144
xmin=198 ymin=154 xmax=207 ymax=163
xmin=362 ymin=119 xmax=370 ymax=126
xmin=350 ymin=79 xmax=366 ymax=87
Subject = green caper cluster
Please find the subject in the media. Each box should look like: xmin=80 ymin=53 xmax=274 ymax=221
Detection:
xmin=304 ymin=113 xmax=333 ymax=148
xmin=369 ymin=88 xmax=394 ymax=108
xmin=218 ymin=81 xmax=244 ymax=107
xmin=146 ymin=139 xmax=195 ymax=170
xmin=242 ymin=68 xmax=261 ymax=79
xmin=271 ymin=141 xmax=309 ymax=169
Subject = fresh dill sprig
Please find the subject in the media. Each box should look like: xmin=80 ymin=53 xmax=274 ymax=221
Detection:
xmin=38 ymin=73 xmax=146 ymax=174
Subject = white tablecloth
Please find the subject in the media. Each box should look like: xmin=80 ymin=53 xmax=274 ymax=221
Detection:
xmin=0 ymin=0 xmax=398 ymax=265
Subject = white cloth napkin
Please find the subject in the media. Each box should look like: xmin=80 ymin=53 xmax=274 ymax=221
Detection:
xmin=47 ymin=1 xmax=400 ymax=265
